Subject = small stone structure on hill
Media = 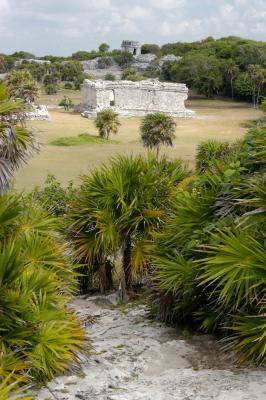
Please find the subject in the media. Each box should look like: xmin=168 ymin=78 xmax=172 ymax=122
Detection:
xmin=77 ymin=79 xmax=194 ymax=118
xmin=121 ymin=40 xmax=141 ymax=57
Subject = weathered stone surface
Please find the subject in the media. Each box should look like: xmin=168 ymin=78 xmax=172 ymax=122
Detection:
xmin=159 ymin=54 xmax=182 ymax=66
xmin=36 ymin=296 xmax=266 ymax=400
xmin=81 ymin=57 xmax=116 ymax=71
xmin=26 ymin=104 xmax=49 ymax=120
xmin=77 ymin=79 xmax=195 ymax=118
xmin=131 ymin=54 xmax=157 ymax=72
xmin=121 ymin=40 xmax=141 ymax=57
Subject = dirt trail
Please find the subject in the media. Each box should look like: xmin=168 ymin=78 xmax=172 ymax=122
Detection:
xmin=37 ymin=296 xmax=266 ymax=400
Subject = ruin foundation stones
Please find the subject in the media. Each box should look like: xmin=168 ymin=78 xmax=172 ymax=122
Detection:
xmin=77 ymin=79 xmax=195 ymax=118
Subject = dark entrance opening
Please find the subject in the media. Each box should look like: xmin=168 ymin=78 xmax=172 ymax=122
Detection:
xmin=133 ymin=48 xmax=137 ymax=55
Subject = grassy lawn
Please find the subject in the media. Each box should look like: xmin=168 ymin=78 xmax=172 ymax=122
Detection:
xmin=50 ymin=133 xmax=117 ymax=146
xmin=14 ymin=92 xmax=263 ymax=191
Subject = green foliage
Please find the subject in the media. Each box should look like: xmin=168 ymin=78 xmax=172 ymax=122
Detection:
xmin=0 ymin=194 xmax=85 ymax=392
xmin=68 ymin=154 xmax=188 ymax=292
xmin=5 ymin=70 xmax=39 ymax=102
xmin=114 ymin=51 xmax=134 ymax=67
xmin=95 ymin=108 xmax=121 ymax=139
xmin=97 ymin=57 xmax=113 ymax=69
xmin=0 ymin=83 xmax=37 ymax=191
xmin=161 ymin=36 xmax=266 ymax=102
xmin=50 ymin=133 xmax=116 ymax=146
xmin=99 ymin=43 xmax=110 ymax=53
xmin=122 ymin=68 xmax=143 ymax=81
xmin=143 ymin=65 xmax=160 ymax=79
xmin=104 ymin=73 xmax=116 ymax=81
xmin=58 ymin=95 xmax=74 ymax=110
xmin=141 ymin=44 xmax=161 ymax=57
xmin=261 ymin=98 xmax=266 ymax=115
xmin=32 ymin=174 xmax=76 ymax=217
xmin=0 ymin=81 xmax=85 ymax=394
xmin=241 ymin=126 xmax=266 ymax=172
xmin=164 ymin=53 xmax=224 ymax=98
xmin=44 ymin=83 xmax=58 ymax=94
xmin=152 ymin=124 xmax=266 ymax=364
xmin=196 ymin=139 xmax=239 ymax=172
xmin=64 ymin=82 xmax=75 ymax=89
xmin=140 ymin=112 xmax=176 ymax=160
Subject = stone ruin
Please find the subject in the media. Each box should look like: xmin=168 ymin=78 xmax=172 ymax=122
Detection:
xmin=26 ymin=104 xmax=50 ymax=120
xmin=77 ymin=79 xmax=195 ymax=118
xmin=81 ymin=40 xmax=183 ymax=79
xmin=121 ymin=40 xmax=141 ymax=57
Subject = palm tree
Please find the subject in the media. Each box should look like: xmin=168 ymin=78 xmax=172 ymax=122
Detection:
xmin=140 ymin=112 xmax=176 ymax=161
xmin=0 ymin=83 xmax=37 ymax=192
xmin=0 ymin=83 xmax=84 ymax=396
xmin=69 ymin=154 xmax=188 ymax=292
xmin=5 ymin=70 xmax=39 ymax=103
xmin=0 ymin=194 xmax=85 ymax=396
xmin=224 ymin=59 xmax=239 ymax=100
xmin=95 ymin=108 xmax=121 ymax=139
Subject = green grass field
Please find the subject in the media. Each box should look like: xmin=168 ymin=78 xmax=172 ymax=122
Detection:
xmin=50 ymin=133 xmax=117 ymax=146
xmin=14 ymin=92 xmax=263 ymax=191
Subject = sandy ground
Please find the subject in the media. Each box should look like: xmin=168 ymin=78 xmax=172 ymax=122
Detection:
xmin=36 ymin=296 xmax=266 ymax=400
xmin=14 ymin=98 xmax=263 ymax=191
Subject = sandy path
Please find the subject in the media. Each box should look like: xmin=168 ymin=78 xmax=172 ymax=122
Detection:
xmin=37 ymin=296 xmax=266 ymax=400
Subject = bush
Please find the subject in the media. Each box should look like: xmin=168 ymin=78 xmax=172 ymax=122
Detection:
xmin=122 ymin=68 xmax=143 ymax=81
xmin=261 ymin=98 xmax=266 ymax=115
xmin=104 ymin=73 xmax=116 ymax=81
xmin=44 ymin=83 xmax=58 ymax=94
xmin=151 ymin=125 xmax=266 ymax=365
xmin=64 ymin=82 xmax=75 ymax=90
xmin=32 ymin=174 xmax=76 ymax=217
xmin=196 ymin=139 xmax=238 ymax=171
xmin=114 ymin=51 xmax=134 ymax=67
xmin=0 ymin=194 xmax=85 ymax=392
xmin=68 ymin=154 xmax=188 ymax=292
xmin=97 ymin=57 xmax=113 ymax=69
xmin=58 ymin=95 xmax=74 ymax=111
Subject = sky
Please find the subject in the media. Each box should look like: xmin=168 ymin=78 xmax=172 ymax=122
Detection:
xmin=0 ymin=0 xmax=265 ymax=56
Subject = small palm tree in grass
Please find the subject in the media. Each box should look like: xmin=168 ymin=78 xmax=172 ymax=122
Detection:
xmin=95 ymin=108 xmax=121 ymax=140
xmin=140 ymin=112 xmax=176 ymax=161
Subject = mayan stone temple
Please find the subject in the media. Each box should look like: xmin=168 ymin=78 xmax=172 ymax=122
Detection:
xmin=78 ymin=79 xmax=195 ymax=118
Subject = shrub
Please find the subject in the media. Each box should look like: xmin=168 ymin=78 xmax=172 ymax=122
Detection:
xmin=64 ymin=82 xmax=75 ymax=90
xmin=32 ymin=174 xmax=76 ymax=217
xmin=196 ymin=139 xmax=238 ymax=171
xmin=0 ymin=194 xmax=85 ymax=392
xmin=68 ymin=154 xmax=188 ymax=292
xmin=104 ymin=73 xmax=116 ymax=81
xmin=151 ymin=125 xmax=266 ymax=365
xmin=122 ymin=68 xmax=143 ymax=81
xmin=95 ymin=108 xmax=121 ymax=139
xmin=44 ymin=83 xmax=58 ymax=94
xmin=58 ymin=95 xmax=74 ymax=111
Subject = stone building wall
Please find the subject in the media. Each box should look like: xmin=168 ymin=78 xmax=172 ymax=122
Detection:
xmin=77 ymin=79 xmax=195 ymax=118
xmin=121 ymin=40 xmax=141 ymax=57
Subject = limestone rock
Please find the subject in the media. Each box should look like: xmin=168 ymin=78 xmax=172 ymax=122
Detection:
xmin=77 ymin=79 xmax=195 ymax=118
xmin=159 ymin=54 xmax=182 ymax=66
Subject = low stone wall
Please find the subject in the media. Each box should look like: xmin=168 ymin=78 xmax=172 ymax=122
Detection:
xmin=77 ymin=79 xmax=195 ymax=118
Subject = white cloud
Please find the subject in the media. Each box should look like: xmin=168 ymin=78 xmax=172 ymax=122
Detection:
xmin=1 ymin=0 xmax=265 ymax=55
xmin=0 ymin=0 xmax=9 ymax=11
xmin=150 ymin=0 xmax=185 ymax=9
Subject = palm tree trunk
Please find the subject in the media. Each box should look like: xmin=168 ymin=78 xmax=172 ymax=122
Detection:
xmin=231 ymin=77 xmax=234 ymax=100
xmin=122 ymin=235 xmax=131 ymax=288
xmin=156 ymin=146 xmax=160 ymax=163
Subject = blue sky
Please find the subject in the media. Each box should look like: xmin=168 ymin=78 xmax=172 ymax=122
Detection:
xmin=0 ymin=0 xmax=265 ymax=56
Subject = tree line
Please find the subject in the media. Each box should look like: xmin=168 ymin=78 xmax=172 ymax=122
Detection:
xmin=1 ymin=37 xmax=265 ymax=104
